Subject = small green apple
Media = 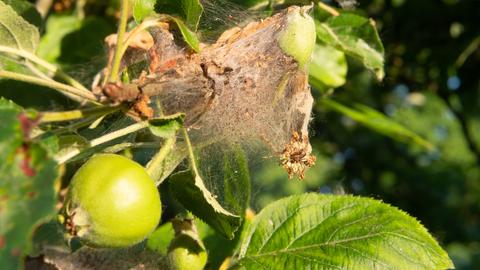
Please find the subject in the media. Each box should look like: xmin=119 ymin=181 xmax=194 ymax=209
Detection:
xmin=167 ymin=234 xmax=208 ymax=270
xmin=65 ymin=154 xmax=161 ymax=248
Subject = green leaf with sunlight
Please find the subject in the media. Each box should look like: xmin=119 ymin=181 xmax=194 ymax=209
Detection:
xmin=0 ymin=0 xmax=42 ymax=30
xmin=315 ymin=5 xmax=384 ymax=80
xmin=170 ymin=16 xmax=201 ymax=52
xmin=234 ymin=193 xmax=453 ymax=270
xmin=133 ymin=0 xmax=156 ymax=23
xmin=0 ymin=99 xmax=59 ymax=270
xmin=0 ymin=0 xmax=39 ymax=52
xmin=321 ymin=98 xmax=434 ymax=150
xmin=309 ymin=43 xmax=347 ymax=91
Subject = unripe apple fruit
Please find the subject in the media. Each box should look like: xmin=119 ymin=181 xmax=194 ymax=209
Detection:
xmin=65 ymin=154 xmax=161 ymax=248
xmin=167 ymin=234 xmax=208 ymax=270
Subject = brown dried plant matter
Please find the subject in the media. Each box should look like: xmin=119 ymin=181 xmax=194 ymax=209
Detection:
xmin=281 ymin=131 xmax=316 ymax=180
xmin=101 ymin=6 xmax=315 ymax=178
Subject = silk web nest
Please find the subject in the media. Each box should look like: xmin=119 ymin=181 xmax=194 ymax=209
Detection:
xmin=99 ymin=5 xmax=316 ymax=180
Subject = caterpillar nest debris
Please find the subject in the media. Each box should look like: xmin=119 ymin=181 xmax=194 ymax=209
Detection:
xmin=100 ymin=6 xmax=316 ymax=180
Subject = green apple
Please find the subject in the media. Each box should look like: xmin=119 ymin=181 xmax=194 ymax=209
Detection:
xmin=167 ymin=234 xmax=208 ymax=270
xmin=65 ymin=154 xmax=161 ymax=248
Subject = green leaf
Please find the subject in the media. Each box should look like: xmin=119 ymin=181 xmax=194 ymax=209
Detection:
xmin=169 ymin=141 xmax=251 ymax=239
xmin=133 ymin=0 xmax=156 ymax=23
xmin=0 ymin=0 xmax=39 ymax=52
xmin=321 ymin=98 xmax=434 ymax=150
xmin=314 ymin=8 xmax=384 ymax=80
xmin=30 ymin=221 xmax=66 ymax=257
xmin=180 ymin=0 xmax=203 ymax=31
xmin=170 ymin=16 xmax=201 ymax=53
xmin=169 ymin=170 xmax=241 ymax=239
xmin=235 ymin=193 xmax=453 ymax=270
xmin=36 ymin=15 xmax=82 ymax=63
xmin=197 ymin=215 xmax=252 ymax=269
xmin=56 ymin=17 xmax=115 ymax=65
xmin=156 ymin=0 xmax=204 ymax=31
xmin=0 ymin=98 xmax=59 ymax=270
xmin=0 ymin=54 xmax=31 ymax=74
xmin=0 ymin=0 xmax=42 ymax=31
xmin=222 ymin=145 xmax=251 ymax=216
xmin=148 ymin=113 xmax=185 ymax=138
xmin=309 ymin=43 xmax=347 ymax=90
xmin=0 ymin=98 xmax=23 ymax=160
xmin=152 ymin=143 xmax=187 ymax=185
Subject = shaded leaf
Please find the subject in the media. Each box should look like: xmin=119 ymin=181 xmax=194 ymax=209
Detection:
xmin=199 ymin=144 xmax=251 ymax=216
xmin=0 ymin=0 xmax=39 ymax=52
xmin=197 ymin=213 xmax=252 ymax=270
xmin=309 ymin=43 xmax=347 ymax=91
xmin=29 ymin=221 xmax=66 ymax=257
xmin=169 ymin=142 xmax=251 ymax=239
xmin=321 ymin=98 xmax=434 ymax=150
xmin=155 ymin=0 xmax=204 ymax=31
xmin=0 ymin=98 xmax=59 ymax=270
xmin=314 ymin=7 xmax=384 ymax=80
xmin=235 ymin=193 xmax=453 ymax=270
xmin=36 ymin=15 xmax=82 ymax=63
xmin=169 ymin=170 xmax=241 ymax=239
xmin=57 ymin=17 xmax=115 ymax=65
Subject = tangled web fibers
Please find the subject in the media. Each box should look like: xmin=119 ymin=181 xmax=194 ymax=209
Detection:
xmin=114 ymin=4 xmax=316 ymax=182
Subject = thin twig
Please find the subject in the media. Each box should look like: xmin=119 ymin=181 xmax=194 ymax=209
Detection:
xmin=0 ymin=70 xmax=98 ymax=103
xmin=318 ymin=2 xmax=340 ymax=16
xmin=0 ymin=45 xmax=90 ymax=92
xmin=76 ymin=0 xmax=87 ymax=20
xmin=439 ymin=92 xmax=480 ymax=166
xmin=34 ymin=115 xmax=99 ymax=139
xmin=40 ymin=105 xmax=125 ymax=123
xmin=109 ymin=0 xmax=130 ymax=83
xmin=55 ymin=121 xmax=149 ymax=164
xmin=454 ymin=35 xmax=480 ymax=69
xmin=182 ymin=127 xmax=201 ymax=175
xmin=102 ymin=142 xmax=160 ymax=153
xmin=24 ymin=61 xmax=53 ymax=80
